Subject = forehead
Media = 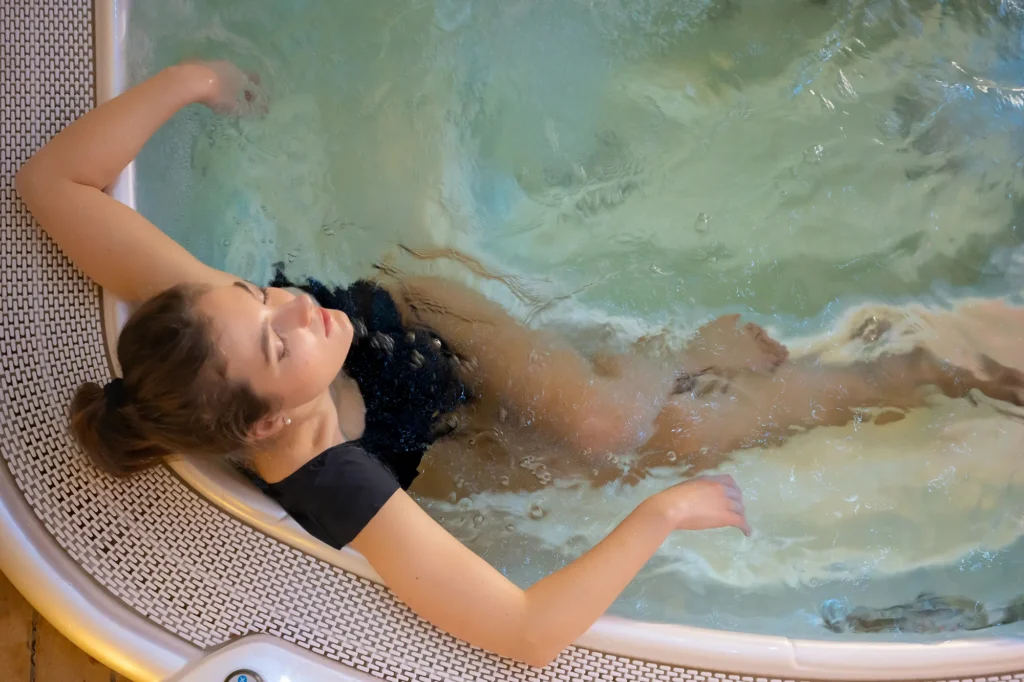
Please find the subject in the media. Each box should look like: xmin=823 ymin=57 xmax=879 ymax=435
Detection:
xmin=200 ymin=284 xmax=264 ymax=374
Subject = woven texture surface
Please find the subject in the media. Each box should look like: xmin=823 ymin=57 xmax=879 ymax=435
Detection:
xmin=1 ymin=2 xmax=1023 ymax=681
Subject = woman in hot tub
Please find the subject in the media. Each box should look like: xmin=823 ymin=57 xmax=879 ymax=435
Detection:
xmin=17 ymin=60 xmax=1022 ymax=667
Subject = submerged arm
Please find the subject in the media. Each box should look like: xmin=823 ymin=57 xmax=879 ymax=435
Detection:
xmin=15 ymin=63 xmax=244 ymax=302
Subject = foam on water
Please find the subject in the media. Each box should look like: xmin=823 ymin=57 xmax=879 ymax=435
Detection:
xmin=127 ymin=0 xmax=1024 ymax=638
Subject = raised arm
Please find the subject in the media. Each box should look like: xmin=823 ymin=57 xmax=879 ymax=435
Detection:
xmin=352 ymin=475 xmax=749 ymax=667
xmin=15 ymin=62 xmax=252 ymax=303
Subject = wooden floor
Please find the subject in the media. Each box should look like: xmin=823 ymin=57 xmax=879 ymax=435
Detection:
xmin=1 ymin=570 xmax=130 ymax=682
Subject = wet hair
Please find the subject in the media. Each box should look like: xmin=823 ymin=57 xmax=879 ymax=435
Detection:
xmin=69 ymin=283 xmax=274 ymax=476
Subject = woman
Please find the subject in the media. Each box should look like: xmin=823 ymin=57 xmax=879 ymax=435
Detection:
xmin=16 ymin=60 xmax=1012 ymax=667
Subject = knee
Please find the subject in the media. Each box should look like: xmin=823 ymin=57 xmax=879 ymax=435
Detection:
xmin=560 ymin=405 xmax=643 ymax=459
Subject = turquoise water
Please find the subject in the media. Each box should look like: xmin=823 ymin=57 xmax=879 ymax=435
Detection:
xmin=129 ymin=0 xmax=1024 ymax=639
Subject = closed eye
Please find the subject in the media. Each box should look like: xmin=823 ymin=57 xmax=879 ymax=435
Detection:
xmin=261 ymin=287 xmax=290 ymax=360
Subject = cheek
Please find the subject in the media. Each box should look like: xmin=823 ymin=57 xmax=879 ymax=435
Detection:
xmin=285 ymin=335 xmax=340 ymax=394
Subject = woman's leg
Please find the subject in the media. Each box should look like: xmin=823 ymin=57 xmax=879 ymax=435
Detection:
xmin=593 ymin=314 xmax=789 ymax=391
xmin=636 ymin=349 xmax=1020 ymax=474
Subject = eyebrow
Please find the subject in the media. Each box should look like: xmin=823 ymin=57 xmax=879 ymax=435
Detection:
xmin=233 ymin=281 xmax=272 ymax=366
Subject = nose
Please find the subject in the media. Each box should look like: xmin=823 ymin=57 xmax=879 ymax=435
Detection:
xmin=277 ymin=293 xmax=315 ymax=331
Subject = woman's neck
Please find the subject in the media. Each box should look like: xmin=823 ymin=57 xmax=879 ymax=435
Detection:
xmin=251 ymin=388 xmax=344 ymax=484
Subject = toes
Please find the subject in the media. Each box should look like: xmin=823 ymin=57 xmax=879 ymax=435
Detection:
xmin=851 ymin=316 xmax=892 ymax=344
xmin=743 ymin=322 xmax=790 ymax=366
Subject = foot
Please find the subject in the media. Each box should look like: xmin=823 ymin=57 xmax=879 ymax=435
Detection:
xmin=683 ymin=315 xmax=790 ymax=377
xmin=876 ymin=347 xmax=1024 ymax=407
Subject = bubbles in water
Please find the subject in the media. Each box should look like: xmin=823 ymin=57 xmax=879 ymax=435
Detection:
xmin=528 ymin=503 xmax=546 ymax=520
xmin=803 ymin=144 xmax=825 ymax=165
xmin=473 ymin=513 xmax=484 ymax=527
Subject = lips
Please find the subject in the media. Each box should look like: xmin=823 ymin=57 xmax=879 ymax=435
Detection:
xmin=320 ymin=307 xmax=332 ymax=337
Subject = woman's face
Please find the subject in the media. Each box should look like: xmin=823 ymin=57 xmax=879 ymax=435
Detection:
xmin=198 ymin=282 xmax=354 ymax=412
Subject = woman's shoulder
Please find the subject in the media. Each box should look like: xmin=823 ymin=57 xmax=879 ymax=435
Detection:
xmin=259 ymin=440 xmax=402 ymax=549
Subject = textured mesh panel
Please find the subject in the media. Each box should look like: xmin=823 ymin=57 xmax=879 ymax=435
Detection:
xmin=1 ymin=2 xmax=1023 ymax=681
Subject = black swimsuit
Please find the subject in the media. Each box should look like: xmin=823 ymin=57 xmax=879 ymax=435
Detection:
xmin=255 ymin=270 xmax=469 ymax=548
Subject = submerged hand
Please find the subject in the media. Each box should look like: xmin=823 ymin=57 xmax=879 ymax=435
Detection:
xmin=648 ymin=474 xmax=751 ymax=536
xmin=186 ymin=60 xmax=264 ymax=116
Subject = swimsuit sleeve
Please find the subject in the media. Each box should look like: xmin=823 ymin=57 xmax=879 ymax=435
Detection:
xmin=265 ymin=442 xmax=400 ymax=549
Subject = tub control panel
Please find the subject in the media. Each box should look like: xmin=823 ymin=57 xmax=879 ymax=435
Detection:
xmin=168 ymin=634 xmax=375 ymax=682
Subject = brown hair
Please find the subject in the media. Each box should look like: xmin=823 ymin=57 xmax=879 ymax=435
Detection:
xmin=70 ymin=283 xmax=274 ymax=476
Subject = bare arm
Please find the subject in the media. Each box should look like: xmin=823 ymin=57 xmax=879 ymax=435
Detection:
xmin=15 ymin=63 xmax=246 ymax=303
xmin=352 ymin=476 xmax=749 ymax=667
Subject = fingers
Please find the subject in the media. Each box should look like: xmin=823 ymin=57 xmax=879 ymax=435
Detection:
xmin=704 ymin=473 xmax=737 ymax=487
xmin=667 ymin=473 xmax=752 ymax=536
xmin=709 ymin=475 xmax=749 ymax=535
xmin=730 ymin=513 xmax=752 ymax=537
xmin=705 ymin=474 xmax=743 ymax=499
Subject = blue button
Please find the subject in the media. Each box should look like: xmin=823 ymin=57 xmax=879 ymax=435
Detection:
xmin=225 ymin=671 xmax=262 ymax=682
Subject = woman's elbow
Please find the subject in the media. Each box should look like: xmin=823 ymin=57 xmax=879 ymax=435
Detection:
xmin=14 ymin=159 xmax=49 ymax=207
xmin=14 ymin=164 xmax=35 ymax=200
xmin=509 ymin=634 xmax=563 ymax=668
xmin=523 ymin=650 xmax=560 ymax=669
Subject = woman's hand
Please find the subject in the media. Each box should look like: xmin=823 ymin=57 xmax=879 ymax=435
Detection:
xmin=185 ymin=60 xmax=263 ymax=115
xmin=647 ymin=474 xmax=751 ymax=536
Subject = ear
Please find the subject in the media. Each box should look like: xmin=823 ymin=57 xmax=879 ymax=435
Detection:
xmin=249 ymin=412 xmax=288 ymax=443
